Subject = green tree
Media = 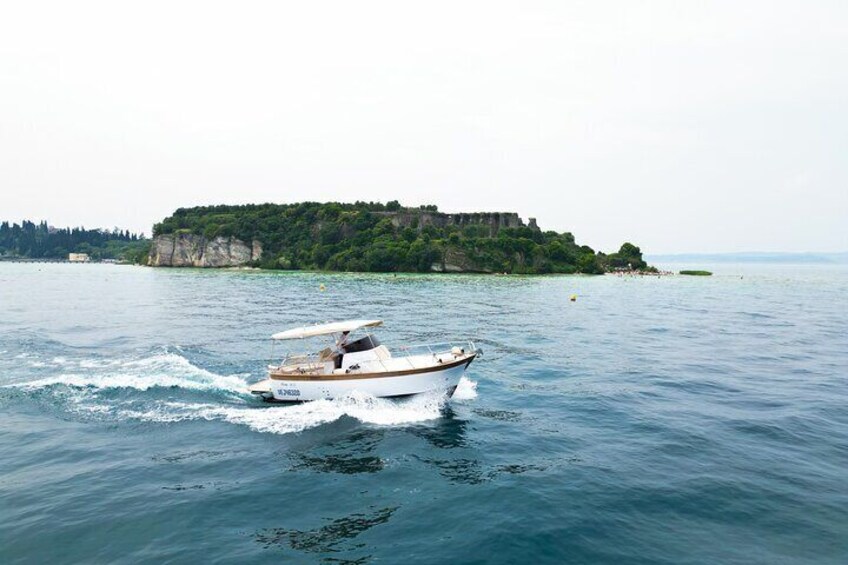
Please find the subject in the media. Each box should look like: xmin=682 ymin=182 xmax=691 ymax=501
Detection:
xmin=143 ymin=201 xmax=650 ymax=274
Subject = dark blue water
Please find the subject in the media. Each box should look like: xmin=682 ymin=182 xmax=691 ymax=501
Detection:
xmin=1 ymin=263 xmax=846 ymax=564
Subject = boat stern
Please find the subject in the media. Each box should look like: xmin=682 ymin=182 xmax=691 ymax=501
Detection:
xmin=248 ymin=379 xmax=274 ymax=400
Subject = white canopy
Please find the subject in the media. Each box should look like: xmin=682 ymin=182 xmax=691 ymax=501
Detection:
xmin=271 ymin=319 xmax=383 ymax=340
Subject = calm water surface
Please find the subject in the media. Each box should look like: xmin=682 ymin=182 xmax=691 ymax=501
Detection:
xmin=1 ymin=262 xmax=846 ymax=564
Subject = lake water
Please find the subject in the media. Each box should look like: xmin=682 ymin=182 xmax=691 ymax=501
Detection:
xmin=1 ymin=262 xmax=846 ymax=564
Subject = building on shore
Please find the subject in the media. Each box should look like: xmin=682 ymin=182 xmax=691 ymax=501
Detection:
xmin=68 ymin=253 xmax=90 ymax=263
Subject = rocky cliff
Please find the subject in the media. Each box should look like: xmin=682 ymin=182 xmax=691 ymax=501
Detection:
xmin=148 ymin=234 xmax=262 ymax=267
xmin=430 ymin=248 xmax=495 ymax=273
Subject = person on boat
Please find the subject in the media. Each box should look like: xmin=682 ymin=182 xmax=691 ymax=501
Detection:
xmin=336 ymin=331 xmax=350 ymax=352
xmin=332 ymin=331 xmax=350 ymax=369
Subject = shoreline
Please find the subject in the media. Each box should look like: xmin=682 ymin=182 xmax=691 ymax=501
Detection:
xmin=0 ymin=257 xmax=131 ymax=265
xmin=0 ymin=261 xmax=663 ymax=277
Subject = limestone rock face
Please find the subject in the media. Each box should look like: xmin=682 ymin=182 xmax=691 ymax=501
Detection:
xmin=148 ymin=234 xmax=262 ymax=267
xmin=430 ymin=248 xmax=494 ymax=273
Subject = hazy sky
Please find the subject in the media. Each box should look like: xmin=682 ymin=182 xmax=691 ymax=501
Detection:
xmin=1 ymin=1 xmax=846 ymax=253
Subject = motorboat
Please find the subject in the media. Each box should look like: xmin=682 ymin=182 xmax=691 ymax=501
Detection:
xmin=248 ymin=319 xmax=478 ymax=402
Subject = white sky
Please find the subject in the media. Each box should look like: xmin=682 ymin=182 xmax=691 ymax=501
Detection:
xmin=1 ymin=0 xmax=846 ymax=253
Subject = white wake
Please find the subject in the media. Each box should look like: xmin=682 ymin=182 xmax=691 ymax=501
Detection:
xmin=121 ymin=390 xmax=449 ymax=434
xmin=16 ymin=353 xmax=249 ymax=394
xmin=452 ymin=376 xmax=478 ymax=400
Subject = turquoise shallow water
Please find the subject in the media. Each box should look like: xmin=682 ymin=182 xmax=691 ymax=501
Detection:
xmin=1 ymin=262 xmax=846 ymax=564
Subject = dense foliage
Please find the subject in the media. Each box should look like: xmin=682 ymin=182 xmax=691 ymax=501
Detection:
xmin=153 ymin=201 xmax=648 ymax=274
xmin=0 ymin=220 xmax=150 ymax=263
xmin=679 ymin=270 xmax=713 ymax=276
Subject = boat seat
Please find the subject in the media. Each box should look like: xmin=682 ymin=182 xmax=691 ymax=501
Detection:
xmin=275 ymin=363 xmax=323 ymax=375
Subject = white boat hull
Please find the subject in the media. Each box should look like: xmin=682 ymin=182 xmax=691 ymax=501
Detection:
xmin=251 ymin=356 xmax=473 ymax=402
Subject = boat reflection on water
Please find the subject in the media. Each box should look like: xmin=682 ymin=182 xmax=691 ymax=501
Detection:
xmin=281 ymin=405 xmax=474 ymax=476
xmin=287 ymin=429 xmax=387 ymax=475
xmin=257 ymin=408 xmax=483 ymax=559
xmin=407 ymin=405 xmax=469 ymax=449
xmin=255 ymin=505 xmax=398 ymax=555
xmin=289 ymin=452 xmax=385 ymax=475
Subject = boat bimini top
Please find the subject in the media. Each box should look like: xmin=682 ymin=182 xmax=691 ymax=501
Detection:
xmin=271 ymin=319 xmax=383 ymax=340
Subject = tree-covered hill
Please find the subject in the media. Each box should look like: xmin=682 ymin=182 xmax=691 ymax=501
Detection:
xmin=153 ymin=201 xmax=648 ymax=274
xmin=0 ymin=220 xmax=149 ymax=263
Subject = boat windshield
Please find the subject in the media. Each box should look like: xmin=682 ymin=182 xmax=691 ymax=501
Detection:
xmin=342 ymin=334 xmax=380 ymax=353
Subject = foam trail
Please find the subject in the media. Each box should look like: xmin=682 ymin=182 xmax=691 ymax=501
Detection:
xmin=452 ymin=376 xmax=478 ymax=400
xmin=13 ymin=353 xmax=249 ymax=394
xmin=123 ymin=391 xmax=447 ymax=435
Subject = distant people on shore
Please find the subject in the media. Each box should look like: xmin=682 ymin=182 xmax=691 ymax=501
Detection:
xmin=607 ymin=268 xmax=673 ymax=277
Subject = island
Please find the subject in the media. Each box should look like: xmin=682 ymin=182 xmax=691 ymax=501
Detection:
xmin=148 ymin=201 xmax=650 ymax=274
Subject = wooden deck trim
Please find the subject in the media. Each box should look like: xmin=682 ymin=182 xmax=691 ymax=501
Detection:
xmin=268 ymin=353 xmax=476 ymax=381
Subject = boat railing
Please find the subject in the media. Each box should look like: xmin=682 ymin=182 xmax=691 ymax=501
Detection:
xmin=384 ymin=340 xmax=476 ymax=373
xmin=394 ymin=340 xmax=477 ymax=358
xmin=270 ymin=340 xmax=477 ymax=374
xmin=272 ymin=351 xmax=323 ymax=373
